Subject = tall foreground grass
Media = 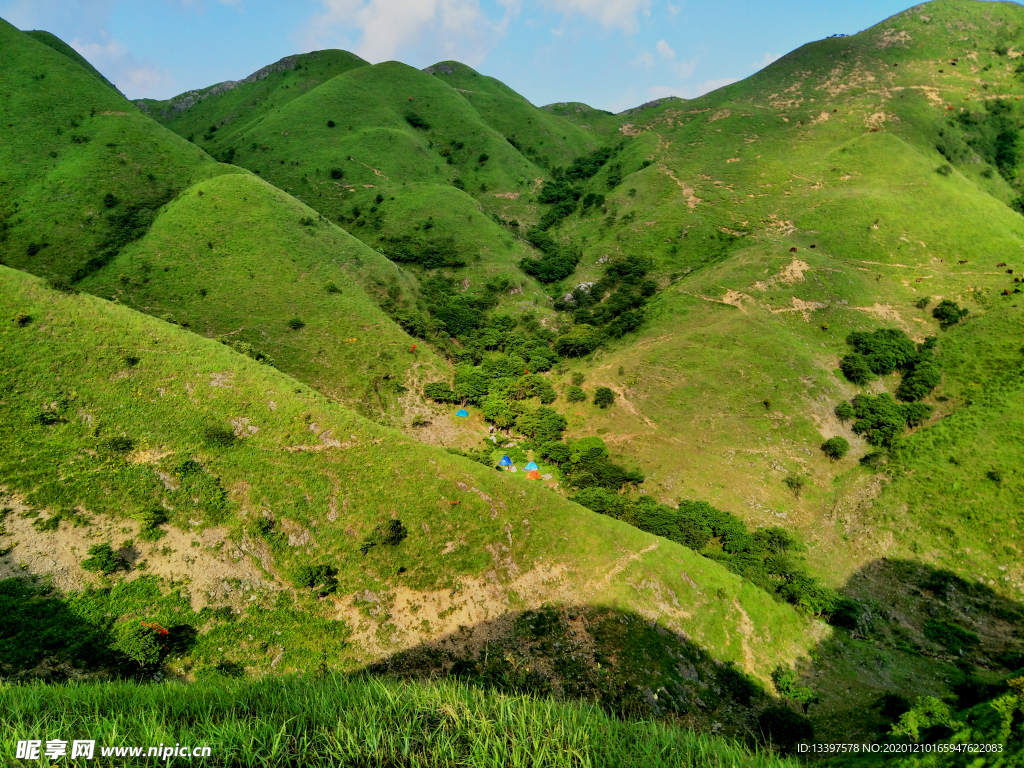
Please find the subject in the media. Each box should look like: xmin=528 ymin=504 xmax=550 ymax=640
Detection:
xmin=0 ymin=674 xmax=795 ymax=767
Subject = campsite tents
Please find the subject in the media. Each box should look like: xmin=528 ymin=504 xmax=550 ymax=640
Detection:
xmin=526 ymin=470 xmax=541 ymax=480
xmin=498 ymin=456 xmax=512 ymax=467
xmin=524 ymin=461 xmax=539 ymax=471
xmin=456 ymin=409 xmax=469 ymax=418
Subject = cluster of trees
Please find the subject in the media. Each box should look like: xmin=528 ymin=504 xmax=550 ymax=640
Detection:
xmin=539 ymin=436 xmax=643 ymax=490
xmin=839 ymin=328 xmax=941 ymax=402
xmin=571 ymin=492 xmax=859 ymax=625
xmin=937 ymin=98 xmax=1022 ymax=182
xmin=553 ymin=254 xmax=658 ymax=349
xmin=383 ymin=234 xmax=466 ymax=269
xmin=519 ymin=227 xmax=581 ymax=283
xmin=836 ymin=393 xmax=932 ymax=447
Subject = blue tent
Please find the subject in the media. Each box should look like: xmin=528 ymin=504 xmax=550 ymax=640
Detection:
xmin=524 ymin=461 xmax=539 ymax=471
xmin=456 ymin=409 xmax=469 ymax=418
xmin=498 ymin=456 xmax=512 ymax=467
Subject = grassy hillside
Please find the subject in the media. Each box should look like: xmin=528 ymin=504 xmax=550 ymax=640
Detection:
xmin=145 ymin=53 xmax=606 ymax=315
xmin=424 ymin=60 xmax=597 ymax=169
xmin=4 ymin=0 xmax=1024 ymax=756
xmin=0 ymin=18 xmax=235 ymax=283
xmin=77 ymin=171 xmax=447 ymax=417
xmin=519 ymin=0 xmax=1024 ymax=599
xmin=0 ymin=21 xmax=438 ymax=421
xmin=0 ymin=267 xmax=820 ymax=740
xmin=24 ymin=29 xmax=120 ymax=93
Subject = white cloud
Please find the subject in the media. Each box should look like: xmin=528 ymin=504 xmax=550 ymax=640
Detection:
xmin=633 ymin=50 xmax=654 ymax=68
xmin=71 ymin=34 xmax=175 ymax=98
xmin=540 ymin=0 xmax=651 ymax=34
xmin=294 ymin=0 xmax=512 ymax=66
xmin=655 ymin=38 xmax=674 ymax=59
xmin=756 ymin=51 xmax=781 ymax=69
xmin=665 ymin=1 xmax=680 ymax=16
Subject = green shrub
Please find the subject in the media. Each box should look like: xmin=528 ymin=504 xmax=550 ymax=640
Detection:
xmin=555 ymin=325 xmax=601 ymax=357
xmin=821 ymin=437 xmax=850 ymax=461
xmin=287 ymin=317 xmax=306 ymax=330
xmin=783 ymin=475 xmax=809 ymax=497
xmin=326 ymin=120 xmax=335 ymax=128
xmin=360 ymin=519 xmax=408 ymax=554
xmin=114 ymin=621 xmax=165 ymax=668
xmin=902 ymin=402 xmax=933 ymax=427
xmin=516 ymin=407 xmax=567 ymax=443
xmin=923 ymin=618 xmax=979 ymax=653
xmin=292 ymin=564 xmax=338 ymax=596
xmin=13 ymin=312 xmax=31 ymax=326
xmin=896 ymin=358 xmax=941 ymax=401
xmin=840 ymin=354 xmax=873 ymax=384
xmin=405 ymin=112 xmax=429 ymax=130
xmin=850 ymin=393 xmax=911 ymax=446
xmin=566 ymin=385 xmax=587 ymax=403
xmin=834 ymin=401 xmax=855 ymax=422
xmin=81 ymin=543 xmax=123 ymax=575
xmin=570 ymin=372 xmax=585 ymax=386
xmin=423 ymin=381 xmax=459 ymax=403
xmin=772 ymin=666 xmax=820 ymax=713
xmin=105 ymin=436 xmax=135 ymax=453
xmin=103 ymin=192 xmax=119 ymax=208
xmin=324 ymin=282 xmax=341 ymax=294
xmin=933 ymin=299 xmax=968 ymax=328
xmin=847 ymin=328 xmax=917 ymax=376
xmin=593 ymin=387 xmax=615 ymax=409
xmin=329 ymin=168 xmax=344 ymax=179
xmin=936 ymin=164 xmax=953 ymax=176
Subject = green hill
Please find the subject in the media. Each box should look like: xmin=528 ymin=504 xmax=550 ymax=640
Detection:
xmin=136 ymin=49 xmax=369 ymax=148
xmin=0 ymin=21 xmax=437 ymax=421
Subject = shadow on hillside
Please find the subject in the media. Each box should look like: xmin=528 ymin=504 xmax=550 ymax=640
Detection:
xmin=356 ymin=557 xmax=1024 ymax=751
xmin=790 ymin=558 xmax=1024 ymax=743
xmin=0 ymin=576 xmax=199 ymax=682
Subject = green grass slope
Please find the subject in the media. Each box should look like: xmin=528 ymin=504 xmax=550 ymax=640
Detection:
xmin=24 ymin=29 xmax=120 ymax=93
xmin=77 ymin=172 xmax=448 ymax=416
xmin=0 ymin=266 xmax=816 ymax=739
xmin=424 ymin=60 xmax=598 ymax=169
xmin=0 ymin=20 xmax=436 ymax=421
xmin=0 ymin=18 xmax=238 ymax=283
xmin=528 ymin=0 xmax=1024 ymax=590
xmin=144 ymin=55 xmax=596 ymax=310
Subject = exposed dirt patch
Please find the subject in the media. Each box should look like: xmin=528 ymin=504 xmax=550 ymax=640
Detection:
xmin=754 ymin=258 xmax=810 ymax=291
xmin=770 ymin=297 xmax=826 ymax=322
xmin=659 ymin=165 xmax=702 ymax=209
xmin=0 ymin=493 xmax=275 ymax=610
xmin=853 ymin=303 xmax=906 ymax=326
xmin=877 ymin=28 xmax=912 ymax=48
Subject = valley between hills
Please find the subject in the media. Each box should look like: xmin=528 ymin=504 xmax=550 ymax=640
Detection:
xmin=2 ymin=2 xmax=1024 ymax=764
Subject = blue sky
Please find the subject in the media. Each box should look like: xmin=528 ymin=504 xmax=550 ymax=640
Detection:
xmin=2 ymin=0 xmax=932 ymax=110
